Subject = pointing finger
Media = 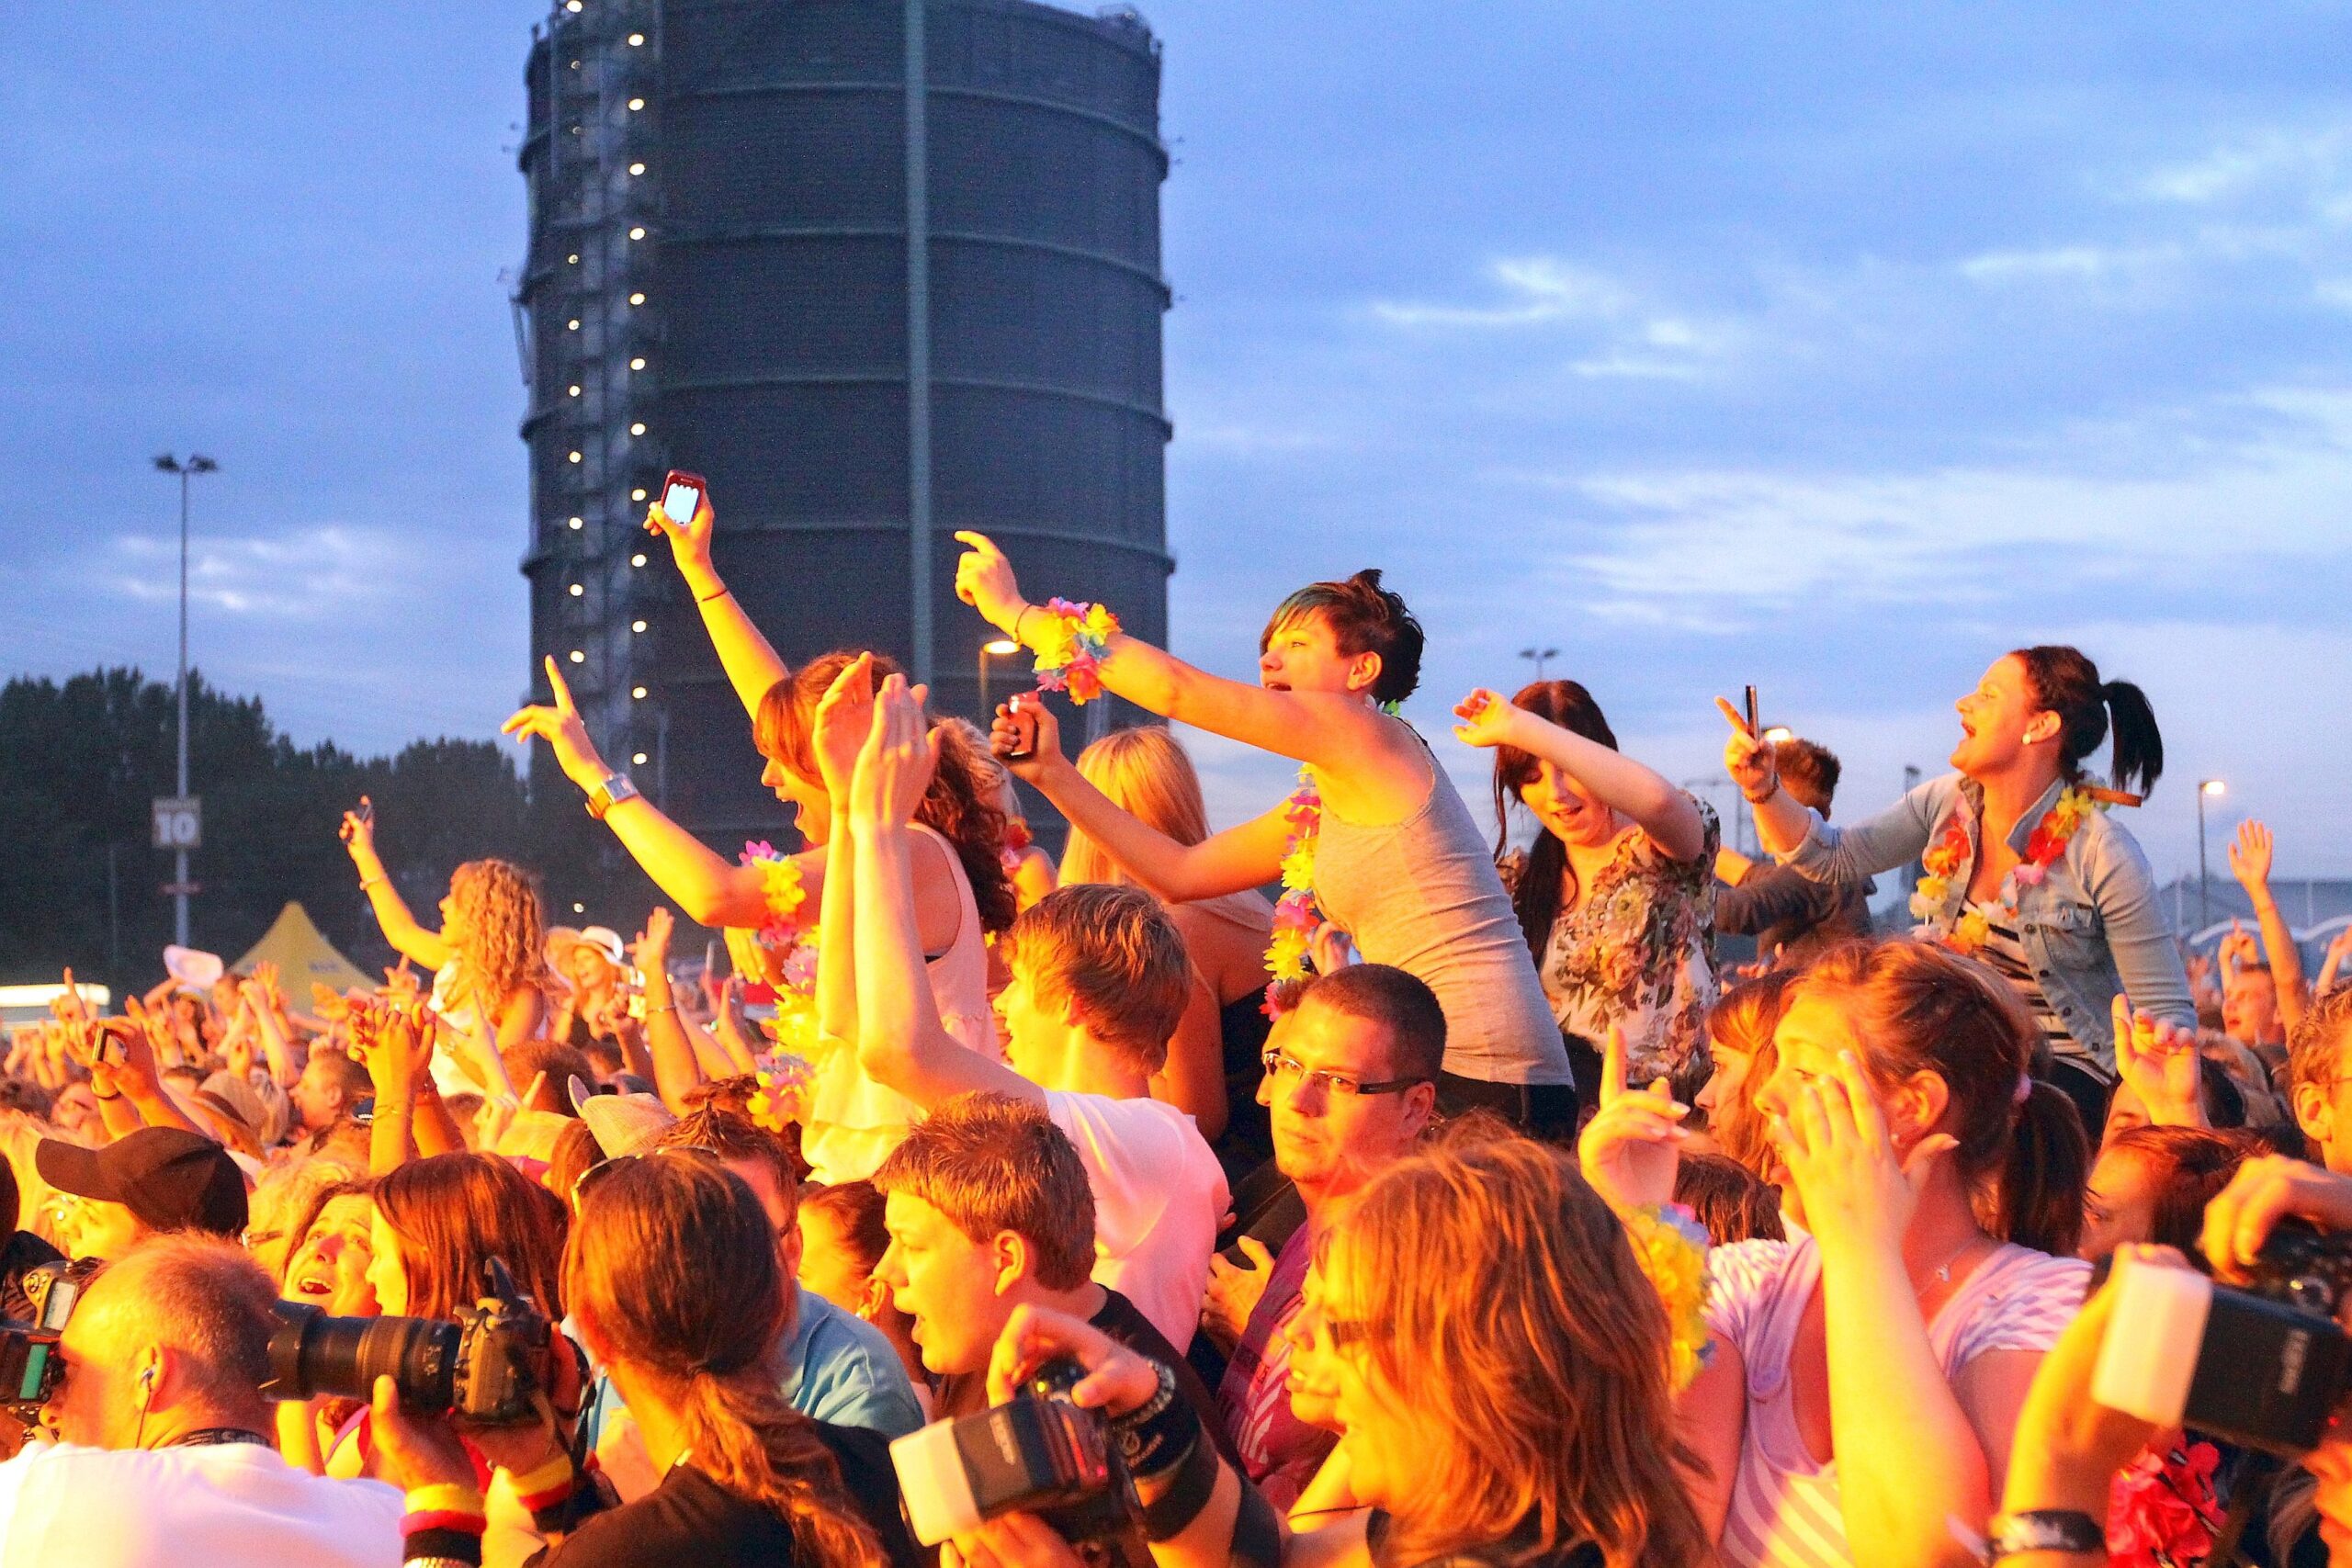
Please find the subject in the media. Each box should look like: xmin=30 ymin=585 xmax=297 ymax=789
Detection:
xmin=1713 ymin=695 xmax=1755 ymax=738
xmin=1601 ymin=1021 xmax=1628 ymax=1106
xmin=544 ymin=656 xmax=578 ymax=716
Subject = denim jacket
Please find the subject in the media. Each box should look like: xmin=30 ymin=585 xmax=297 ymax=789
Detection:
xmin=1780 ymin=772 xmax=2192 ymax=1069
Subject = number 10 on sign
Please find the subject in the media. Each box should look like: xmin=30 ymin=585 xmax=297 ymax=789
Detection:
xmin=153 ymin=797 xmax=202 ymax=851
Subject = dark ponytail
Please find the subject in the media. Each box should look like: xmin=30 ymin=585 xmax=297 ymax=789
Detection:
xmin=1490 ymin=681 xmax=1619 ymax=958
xmin=2012 ymin=646 xmax=2165 ymax=797
xmin=1996 ymin=1082 xmax=2091 ymax=1257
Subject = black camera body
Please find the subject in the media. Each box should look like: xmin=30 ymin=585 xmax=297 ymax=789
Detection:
xmin=892 ymin=1357 xmax=1148 ymax=1567
xmin=0 ymin=1258 xmax=104 ymax=1421
xmin=2098 ymin=1221 xmax=2352 ymax=1456
xmin=264 ymin=1257 xmax=549 ymax=1425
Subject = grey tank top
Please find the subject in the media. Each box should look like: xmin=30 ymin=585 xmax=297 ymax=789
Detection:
xmin=1311 ymin=731 xmax=1574 ymax=1087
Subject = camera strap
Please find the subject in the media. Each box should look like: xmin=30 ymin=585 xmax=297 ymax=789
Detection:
xmin=1227 ymin=1482 xmax=1282 ymax=1568
xmin=1140 ymin=1433 xmax=1218 ymax=1540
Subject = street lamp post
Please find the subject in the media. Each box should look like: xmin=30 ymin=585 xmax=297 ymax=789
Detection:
xmin=153 ymin=454 xmax=218 ymax=949
xmin=978 ymin=637 xmax=1021 ymax=718
xmin=2197 ymin=779 xmax=2225 ymax=931
xmin=1519 ymin=646 xmax=1560 ymax=684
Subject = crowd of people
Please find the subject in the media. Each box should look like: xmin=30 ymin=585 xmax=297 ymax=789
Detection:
xmin=5 ymin=490 xmax=2352 ymax=1568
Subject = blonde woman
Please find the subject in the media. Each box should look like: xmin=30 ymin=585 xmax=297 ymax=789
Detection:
xmin=340 ymin=807 xmax=549 ymax=1090
xmin=966 ymin=1130 xmax=1714 ymax=1568
xmin=1055 ymin=722 xmax=1275 ymax=1163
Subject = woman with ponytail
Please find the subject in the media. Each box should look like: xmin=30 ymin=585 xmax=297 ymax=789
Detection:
xmin=1722 ymin=646 xmax=2190 ymax=1128
xmin=1634 ymin=940 xmax=2091 ymax=1568
xmin=372 ymin=1154 xmax=915 ymax=1568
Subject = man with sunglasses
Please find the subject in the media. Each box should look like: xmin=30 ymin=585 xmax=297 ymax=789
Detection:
xmin=1204 ymin=964 xmax=1440 ymax=1508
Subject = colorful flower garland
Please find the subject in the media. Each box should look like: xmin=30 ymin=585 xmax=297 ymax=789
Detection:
xmin=1263 ymin=768 xmax=1324 ymax=1017
xmin=1026 ymin=599 xmax=1119 ymax=705
xmin=736 ymin=840 xmax=822 ymax=1077
xmin=1911 ymin=784 xmax=2098 ymax=956
xmin=746 ymin=1051 xmax=815 ymax=1137
xmin=1623 ymin=1202 xmax=1713 ymax=1393
xmin=2107 ymin=1439 xmax=2221 ymax=1568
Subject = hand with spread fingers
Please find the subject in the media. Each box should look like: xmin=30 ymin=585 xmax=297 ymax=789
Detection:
xmin=501 ymin=655 xmax=613 ymax=794
xmin=1577 ymin=1022 xmax=1690 ymax=1214
xmin=1449 ymin=687 xmax=1522 ymax=750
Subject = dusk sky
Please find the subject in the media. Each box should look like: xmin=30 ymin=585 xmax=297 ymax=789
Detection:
xmin=6 ymin=4 xmax=2349 ymax=895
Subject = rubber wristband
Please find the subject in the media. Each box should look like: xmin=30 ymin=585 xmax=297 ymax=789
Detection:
xmin=698 ymin=584 xmax=732 ymax=604
xmin=1012 ymin=604 xmax=1038 ymax=645
xmin=360 ymin=876 xmax=389 ymax=891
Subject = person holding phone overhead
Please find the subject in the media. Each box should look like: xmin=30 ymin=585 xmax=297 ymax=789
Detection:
xmin=956 ymin=533 xmax=1577 ymax=1135
xmin=1719 ymin=646 xmax=2190 ymax=1130
xmin=503 ymin=481 xmax=1017 ymax=1183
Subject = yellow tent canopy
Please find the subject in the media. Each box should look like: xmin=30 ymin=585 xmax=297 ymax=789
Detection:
xmin=233 ymin=902 xmax=372 ymax=996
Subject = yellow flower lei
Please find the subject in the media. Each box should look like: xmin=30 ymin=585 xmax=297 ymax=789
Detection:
xmin=1622 ymin=1202 xmax=1713 ymax=1393
xmin=1027 ymin=599 xmax=1119 ymax=704
xmin=1262 ymin=768 xmax=1323 ymax=1016
xmin=1912 ymin=784 xmax=2100 ymax=957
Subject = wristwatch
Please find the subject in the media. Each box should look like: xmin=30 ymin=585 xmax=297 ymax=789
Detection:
xmin=584 ymin=773 xmax=640 ymax=821
xmin=1986 ymin=1509 xmax=2105 ymax=1561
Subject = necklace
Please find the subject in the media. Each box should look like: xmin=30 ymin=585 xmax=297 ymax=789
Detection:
xmin=1926 ymin=1232 xmax=1988 ymax=1287
xmin=1912 ymin=784 xmax=2098 ymax=955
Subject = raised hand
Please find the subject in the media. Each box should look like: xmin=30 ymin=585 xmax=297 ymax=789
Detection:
xmin=847 ymin=675 xmax=942 ymax=831
xmin=501 ymin=656 xmax=612 ymax=793
xmin=632 ymin=906 xmax=674 ymax=972
xmin=381 ymin=959 xmax=422 ymax=1008
xmin=1770 ymin=1048 xmax=1956 ymax=1259
xmin=2218 ymin=921 xmax=2258 ymax=975
xmin=337 ymin=796 xmax=378 ymax=861
xmin=1577 ymin=1022 xmax=1689 ymax=1214
xmin=2111 ymin=995 xmax=2206 ymax=1128
xmin=952 ymin=531 xmax=1027 ymax=636
xmin=1450 ymin=687 xmax=1521 ymax=750
xmin=643 ymin=485 xmax=717 ymax=573
xmin=1713 ymin=695 xmax=1775 ymax=798
xmin=2228 ymin=819 xmax=2276 ymax=895
xmin=52 ymin=969 xmax=87 ymax=1027
xmin=810 ymin=652 xmax=877 ymax=797
xmin=988 ymin=694 xmax=1063 ymax=785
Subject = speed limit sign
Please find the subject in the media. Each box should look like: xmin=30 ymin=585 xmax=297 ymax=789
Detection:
xmin=153 ymin=796 xmax=202 ymax=851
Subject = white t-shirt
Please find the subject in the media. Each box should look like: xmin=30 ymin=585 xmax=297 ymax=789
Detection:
xmin=0 ymin=1439 xmax=402 ymax=1567
xmin=1045 ymin=1090 xmax=1228 ymax=1352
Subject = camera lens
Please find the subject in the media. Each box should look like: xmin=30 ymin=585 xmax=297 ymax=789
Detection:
xmin=266 ymin=1303 xmax=458 ymax=1411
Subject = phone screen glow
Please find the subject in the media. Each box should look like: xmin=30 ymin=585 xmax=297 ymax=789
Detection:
xmin=662 ymin=481 xmax=702 ymax=522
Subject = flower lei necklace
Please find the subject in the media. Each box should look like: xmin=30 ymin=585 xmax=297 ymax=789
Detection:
xmin=737 ymin=841 xmax=821 ymax=1133
xmin=1623 ymin=1202 xmax=1713 ymax=1393
xmin=1263 ymin=768 xmax=1324 ymax=1017
xmin=1911 ymin=784 xmax=2099 ymax=955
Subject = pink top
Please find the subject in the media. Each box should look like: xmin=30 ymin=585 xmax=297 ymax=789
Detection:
xmin=1705 ymin=1235 xmax=2087 ymax=1568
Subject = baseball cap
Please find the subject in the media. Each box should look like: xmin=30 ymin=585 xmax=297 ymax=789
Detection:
xmin=37 ymin=1127 xmax=249 ymax=1238
xmin=568 ymin=1076 xmax=675 ymax=1159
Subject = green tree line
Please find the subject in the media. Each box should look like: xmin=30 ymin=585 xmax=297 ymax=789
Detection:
xmin=0 ymin=668 xmax=659 ymax=993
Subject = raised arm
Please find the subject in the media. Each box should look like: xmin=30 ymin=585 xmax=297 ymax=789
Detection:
xmin=994 ymin=698 xmax=1290 ymax=903
xmin=954 ymin=531 xmax=1409 ymax=789
xmin=646 ymin=490 xmax=790 ymax=720
xmin=1454 ymin=688 xmax=1706 ymax=862
xmin=503 ymin=655 xmax=784 ymax=930
xmin=340 ymin=803 xmax=455 ymax=972
xmin=631 ymin=909 xmax=706 ymax=1113
xmin=1722 ymin=706 xmax=1946 ymax=887
xmin=2231 ymin=820 xmax=2311 ymax=1038
xmin=849 ymin=678 xmax=1037 ymax=1112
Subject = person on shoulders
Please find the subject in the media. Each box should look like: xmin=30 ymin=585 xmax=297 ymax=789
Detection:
xmin=1713 ymin=737 xmax=1876 ymax=966
xmin=846 ymin=677 xmax=1227 ymax=1350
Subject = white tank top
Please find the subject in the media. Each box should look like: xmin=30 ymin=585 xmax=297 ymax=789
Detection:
xmin=801 ymin=823 xmax=996 ymax=1183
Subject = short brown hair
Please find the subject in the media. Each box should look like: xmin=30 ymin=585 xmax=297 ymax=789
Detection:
xmin=503 ymin=1039 xmax=595 ymax=1116
xmin=658 ymin=1107 xmax=799 ymax=1219
xmin=1295 ymin=964 xmax=1446 ymax=1083
xmin=1261 ymin=570 xmax=1425 ymax=705
xmin=1771 ymin=739 xmax=1842 ymax=817
xmin=2290 ymin=986 xmax=2352 ymax=1100
xmin=872 ymin=1092 xmax=1094 ymax=1290
xmin=1001 ymin=886 xmax=1190 ymax=1074
xmin=99 ymin=1235 xmax=280 ymax=1404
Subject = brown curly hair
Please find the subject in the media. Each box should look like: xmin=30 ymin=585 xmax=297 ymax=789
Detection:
xmin=448 ymin=858 xmax=551 ymax=1020
xmin=752 ymin=650 xmax=1016 ymax=933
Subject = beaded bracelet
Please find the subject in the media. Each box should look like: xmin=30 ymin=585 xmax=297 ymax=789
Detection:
xmin=1025 ymin=598 xmax=1119 ymax=704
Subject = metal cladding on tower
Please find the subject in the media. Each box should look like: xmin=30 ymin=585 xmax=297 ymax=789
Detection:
xmin=517 ymin=0 xmax=1170 ymax=845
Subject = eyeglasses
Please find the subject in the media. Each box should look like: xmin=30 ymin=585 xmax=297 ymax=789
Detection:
xmin=1260 ymin=1047 xmax=1426 ymax=1100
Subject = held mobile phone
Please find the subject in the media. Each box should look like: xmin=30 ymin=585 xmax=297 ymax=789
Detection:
xmin=658 ymin=469 xmax=707 ymax=527
xmin=1743 ymin=685 xmax=1760 ymax=739
xmin=998 ymin=694 xmax=1039 ymax=761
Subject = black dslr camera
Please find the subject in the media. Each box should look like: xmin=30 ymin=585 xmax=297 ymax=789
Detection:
xmin=891 ymin=1358 xmax=1148 ymax=1568
xmin=2097 ymin=1220 xmax=2352 ymax=1455
xmin=264 ymin=1257 xmax=550 ymax=1425
xmin=0 ymin=1258 xmax=104 ymax=1421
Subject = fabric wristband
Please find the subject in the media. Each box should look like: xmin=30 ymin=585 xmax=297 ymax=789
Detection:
xmin=507 ymin=1450 xmax=577 ymax=1512
xmin=1139 ymin=1432 xmax=1219 ymax=1540
xmin=401 ymin=1482 xmax=486 ymax=1567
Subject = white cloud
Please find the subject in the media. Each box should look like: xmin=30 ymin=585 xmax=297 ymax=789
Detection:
xmin=1958 ymin=243 xmax=2177 ymax=285
xmin=108 ymin=526 xmax=410 ymax=618
xmin=1372 ymin=257 xmax=1634 ymax=329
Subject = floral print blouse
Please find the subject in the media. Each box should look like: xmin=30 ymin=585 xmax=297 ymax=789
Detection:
xmin=1500 ymin=795 xmax=1721 ymax=1084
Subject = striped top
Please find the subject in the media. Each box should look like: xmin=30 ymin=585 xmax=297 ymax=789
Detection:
xmin=1962 ymin=899 xmax=2071 ymax=1053
xmin=1705 ymin=1236 xmax=2089 ymax=1568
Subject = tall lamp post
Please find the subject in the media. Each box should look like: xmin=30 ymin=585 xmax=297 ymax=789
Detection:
xmin=1519 ymin=646 xmax=1560 ymax=683
xmin=2197 ymin=778 xmax=2225 ymax=930
xmin=978 ymin=637 xmax=1021 ymax=718
xmin=153 ymin=453 xmax=217 ymax=948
